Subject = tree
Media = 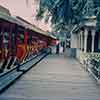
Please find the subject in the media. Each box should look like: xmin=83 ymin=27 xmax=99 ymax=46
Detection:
xmin=36 ymin=0 xmax=71 ymax=25
xmin=71 ymin=0 xmax=87 ymax=24
xmin=36 ymin=0 xmax=99 ymax=36
xmin=94 ymin=0 xmax=100 ymax=31
xmin=82 ymin=0 xmax=95 ymax=17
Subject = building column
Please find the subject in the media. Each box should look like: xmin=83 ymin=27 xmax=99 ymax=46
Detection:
xmin=79 ymin=33 xmax=81 ymax=50
xmin=78 ymin=33 xmax=80 ymax=49
xmin=80 ymin=31 xmax=83 ymax=51
xmin=91 ymin=29 xmax=95 ymax=53
xmin=84 ymin=28 xmax=88 ymax=53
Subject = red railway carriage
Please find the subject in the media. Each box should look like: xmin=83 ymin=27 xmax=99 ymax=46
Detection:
xmin=15 ymin=16 xmax=56 ymax=59
xmin=0 ymin=14 xmax=57 ymax=73
xmin=0 ymin=18 xmax=18 ymax=72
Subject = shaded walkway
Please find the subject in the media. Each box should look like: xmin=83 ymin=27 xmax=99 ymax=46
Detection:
xmin=0 ymin=55 xmax=100 ymax=100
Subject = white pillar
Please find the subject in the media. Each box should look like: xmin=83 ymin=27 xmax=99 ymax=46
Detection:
xmin=78 ymin=33 xmax=80 ymax=49
xmin=79 ymin=34 xmax=81 ymax=50
xmin=80 ymin=31 xmax=83 ymax=51
xmin=91 ymin=29 xmax=95 ymax=53
xmin=84 ymin=28 xmax=88 ymax=53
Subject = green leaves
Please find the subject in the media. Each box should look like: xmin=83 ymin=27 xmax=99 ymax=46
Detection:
xmin=82 ymin=0 xmax=95 ymax=17
xmin=35 ymin=0 xmax=100 ymax=36
xmin=36 ymin=0 xmax=71 ymax=25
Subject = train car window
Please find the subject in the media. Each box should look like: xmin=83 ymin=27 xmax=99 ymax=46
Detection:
xmin=12 ymin=33 xmax=16 ymax=47
xmin=4 ymin=32 xmax=9 ymax=49
xmin=4 ymin=32 xmax=9 ymax=40
xmin=12 ymin=33 xmax=15 ymax=38
xmin=18 ymin=33 xmax=24 ymax=44
xmin=28 ymin=33 xmax=32 ymax=44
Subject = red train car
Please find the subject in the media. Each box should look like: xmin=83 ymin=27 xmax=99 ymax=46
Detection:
xmin=0 ymin=13 xmax=57 ymax=73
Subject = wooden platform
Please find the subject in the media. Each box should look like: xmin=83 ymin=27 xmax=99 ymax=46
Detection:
xmin=0 ymin=54 xmax=100 ymax=100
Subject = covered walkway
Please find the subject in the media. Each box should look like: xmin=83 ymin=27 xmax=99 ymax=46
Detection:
xmin=0 ymin=54 xmax=100 ymax=100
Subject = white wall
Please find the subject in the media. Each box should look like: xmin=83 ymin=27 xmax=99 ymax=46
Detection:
xmin=71 ymin=33 xmax=78 ymax=48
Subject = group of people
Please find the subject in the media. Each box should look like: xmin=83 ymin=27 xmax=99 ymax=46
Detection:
xmin=56 ymin=41 xmax=65 ymax=54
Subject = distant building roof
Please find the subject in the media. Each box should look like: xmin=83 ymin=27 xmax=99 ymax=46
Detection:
xmin=71 ymin=16 xmax=96 ymax=34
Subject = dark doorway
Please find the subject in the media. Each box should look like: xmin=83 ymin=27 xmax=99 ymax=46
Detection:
xmin=94 ymin=32 xmax=99 ymax=52
xmin=87 ymin=30 xmax=92 ymax=52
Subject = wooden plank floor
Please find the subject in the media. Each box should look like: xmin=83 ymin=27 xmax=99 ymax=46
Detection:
xmin=0 ymin=54 xmax=100 ymax=100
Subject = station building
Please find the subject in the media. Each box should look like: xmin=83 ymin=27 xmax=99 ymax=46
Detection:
xmin=71 ymin=16 xmax=100 ymax=63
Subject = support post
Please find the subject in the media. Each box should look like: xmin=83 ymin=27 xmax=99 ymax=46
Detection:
xmin=79 ymin=33 xmax=81 ymax=50
xmin=84 ymin=28 xmax=88 ymax=53
xmin=80 ymin=31 xmax=83 ymax=51
xmin=91 ymin=29 xmax=95 ymax=53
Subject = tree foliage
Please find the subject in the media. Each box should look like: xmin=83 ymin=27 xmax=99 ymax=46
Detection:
xmin=36 ymin=0 xmax=71 ymax=25
xmin=94 ymin=0 xmax=100 ymax=30
xmin=36 ymin=0 xmax=100 ymax=33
